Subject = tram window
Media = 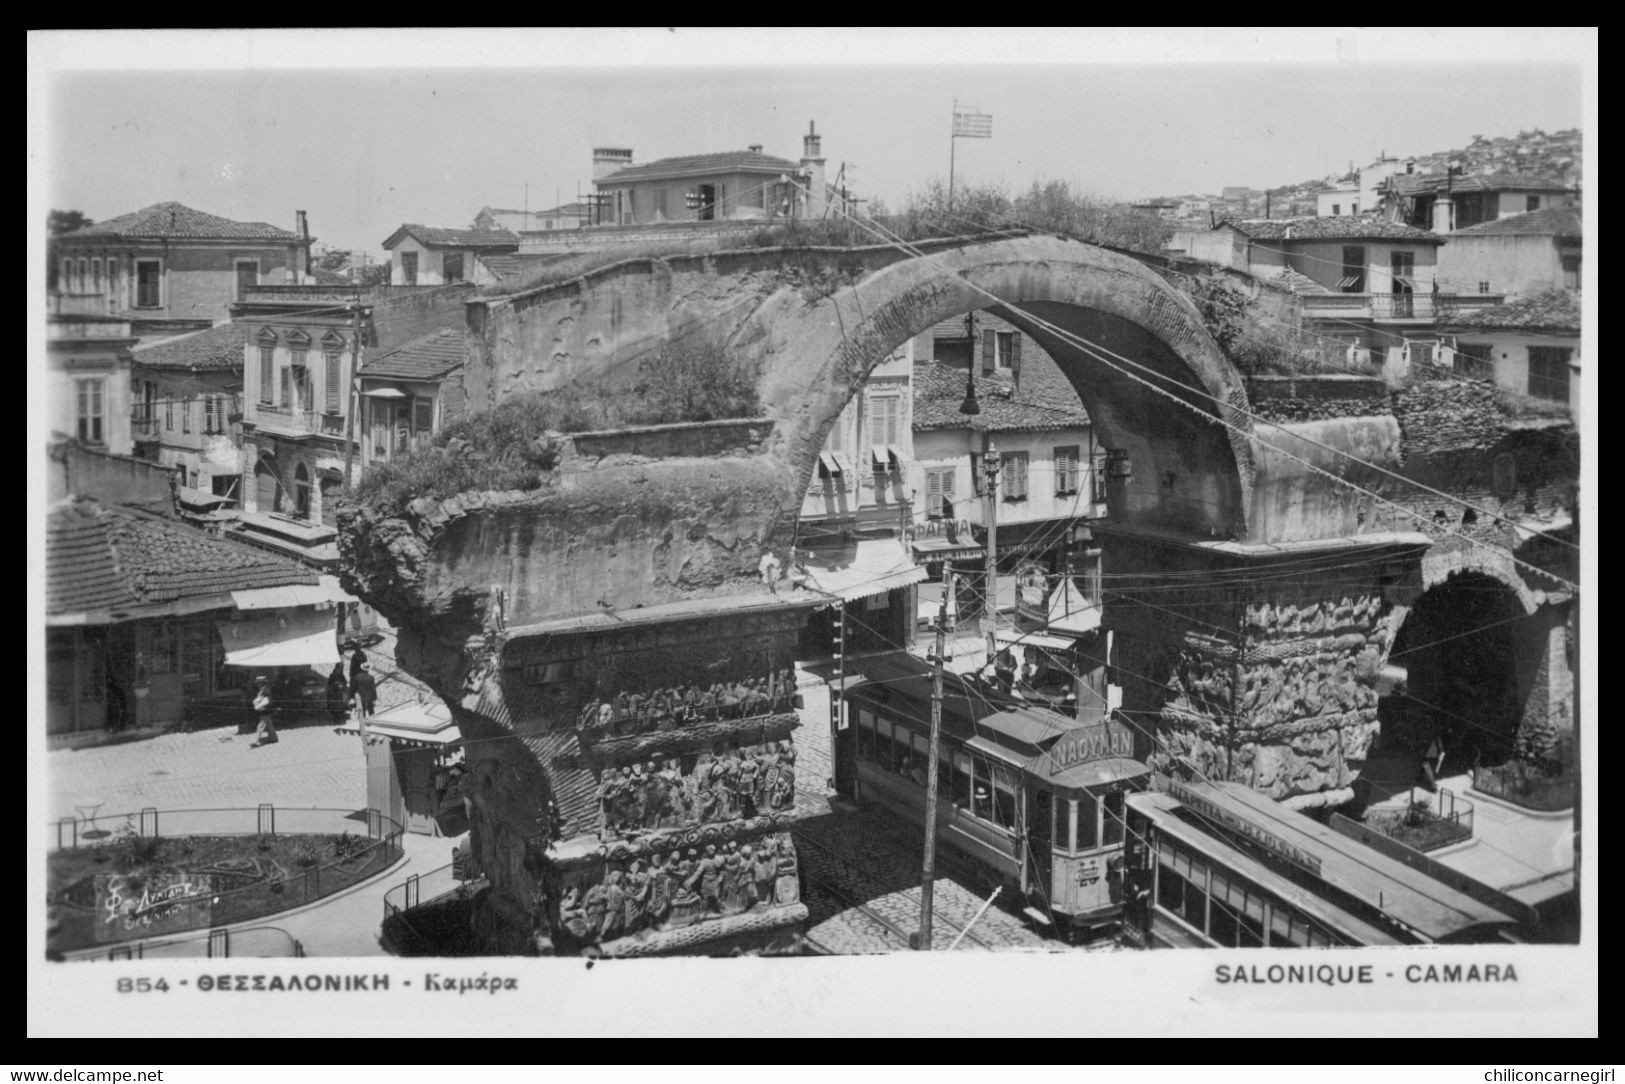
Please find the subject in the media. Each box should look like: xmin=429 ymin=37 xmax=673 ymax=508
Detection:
xmin=1209 ymin=896 xmax=1240 ymax=947
xmin=972 ymin=757 xmax=994 ymax=821
xmin=1075 ymin=790 xmax=1098 ymax=851
xmin=875 ymin=720 xmax=895 ymax=770
xmin=1032 ymin=789 xmax=1053 ymax=845
xmin=1102 ymin=789 xmax=1125 ymax=846
xmin=951 ymin=751 xmax=972 ymax=806
xmin=1268 ymin=906 xmax=1327 ymax=948
xmin=1059 ymin=798 xmax=1076 ymax=853
xmin=855 ymin=713 xmax=875 ymax=762
xmin=1181 ymin=868 xmax=1208 ymax=932
xmin=1157 ymin=866 xmax=1186 ymax=914
xmin=992 ymin=765 xmax=1018 ymax=831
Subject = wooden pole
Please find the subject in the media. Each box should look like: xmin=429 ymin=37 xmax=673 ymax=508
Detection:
xmin=917 ymin=569 xmax=953 ymax=950
xmin=342 ymin=302 xmax=362 ymax=496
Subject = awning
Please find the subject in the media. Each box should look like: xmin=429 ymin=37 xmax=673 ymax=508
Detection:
xmin=992 ymin=627 xmax=1076 ymax=652
xmin=817 ymin=451 xmax=853 ymax=476
xmin=1337 ymin=275 xmax=1362 ymax=289
xmin=361 ymin=386 xmax=409 ymax=399
xmin=885 ymin=444 xmax=906 ymax=465
xmin=176 ymin=485 xmax=232 ymax=510
xmin=217 ymin=607 xmax=340 ymax=668
xmin=911 ymin=539 xmax=986 ymax=563
xmin=801 ymin=537 xmax=928 ymax=603
xmin=334 ymin=700 xmax=461 ymax=749
xmin=231 ymin=580 xmax=352 ymax=610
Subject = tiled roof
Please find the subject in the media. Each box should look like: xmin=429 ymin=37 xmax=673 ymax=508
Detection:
xmin=477 ymin=253 xmax=520 ymax=280
xmin=520 ymin=730 xmax=598 ymax=840
xmin=381 ymin=224 xmax=519 ymax=250
xmin=360 ymin=327 xmax=464 ymax=382
xmin=1272 ymin=267 xmax=1333 ymax=295
xmin=912 ymin=361 xmax=1091 ymax=433
xmin=1446 ymin=290 xmax=1580 ymax=334
xmin=1386 ymin=172 xmax=1573 ymax=197
xmin=131 ymin=322 xmax=247 ymax=372
xmin=1226 ymin=217 xmax=1442 ymax=243
xmin=60 ymin=202 xmax=300 ymax=242
xmin=47 ymin=499 xmax=318 ymax=618
xmin=1449 ymin=208 xmax=1583 ymax=240
xmin=598 ymin=149 xmax=802 ymax=185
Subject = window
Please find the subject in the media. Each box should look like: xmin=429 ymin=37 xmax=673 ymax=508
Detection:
xmin=294 ymin=462 xmax=312 ymax=520
xmin=203 ymin=395 xmax=216 ymax=434
xmin=994 ymin=331 xmax=1017 ymax=370
xmin=400 ymin=252 xmax=418 ymax=285
xmin=236 ymin=260 xmax=258 ymax=300
xmin=856 ymin=708 xmax=876 ymax=762
xmin=1330 ymin=203 xmax=1340 ymax=217
xmin=1527 ymin=346 xmax=1572 ymax=402
xmin=1075 ymin=789 xmax=1098 ymax=850
xmin=165 ymin=396 xmax=174 ymax=432
xmin=1002 ymin=451 xmax=1029 ymax=502
xmin=971 ymin=757 xmax=994 ymax=821
xmin=325 ymin=354 xmax=342 ymax=414
xmin=91 ymin=258 xmax=102 ymax=289
xmin=414 ymin=395 xmax=435 ymax=435
xmin=1478 ymin=281 xmax=1491 ymax=294
xmin=136 ymin=260 xmax=161 ymax=307
xmin=259 ymin=347 xmax=275 ymax=404
xmin=147 ymin=617 xmax=177 ymax=675
xmin=1561 ymin=255 xmax=1580 ymax=291
xmin=867 ymin=393 xmax=900 ymax=459
xmin=1054 ymin=445 xmax=1080 ymax=496
xmin=1092 ymin=450 xmax=1109 ymax=503
xmin=951 ymin=750 xmax=972 ymax=807
xmin=1339 ymin=246 xmax=1365 ymax=293
xmin=934 ymin=337 xmax=973 ymax=368
xmin=76 ymin=259 xmax=88 ymax=291
xmin=74 ymin=379 xmax=105 ymax=444
xmin=443 ymin=252 xmax=465 ymax=283
xmin=925 ymin=467 xmax=955 ymax=519
xmin=181 ymin=395 xmax=193 ymax=434
xmin=654 ymin=189 xmax=668 ymax=219
xmin=1102 ymin=789 xmax=1124 ymax=845
xmin=1351 ymin=201 xmax=1359 ymax=214
xmin=1526 ymin=195 xmax=1541 ymax=212
xmin=280 ymin=364 xmax=291 ymax=409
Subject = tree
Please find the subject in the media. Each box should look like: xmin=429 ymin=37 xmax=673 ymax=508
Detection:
xmin=353 ymin=261 xmax=391 ymax=287
xmin=48 ymin=209 xmax=93 ymax=236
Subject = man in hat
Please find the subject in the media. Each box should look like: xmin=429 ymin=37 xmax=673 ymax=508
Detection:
xmin=250 ymin=677 xmax=278 ymax=747
xmin=351 ymin=661 xmax=378 ymax=720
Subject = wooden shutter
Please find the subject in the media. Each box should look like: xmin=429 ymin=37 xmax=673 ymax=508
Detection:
xmin=927 ymin=470 xmax=947 ymax=518
xmin=982 ymin=328 xmax=996 ymax=374
xmin=259 ymin=348 xmax=274 ymax=403
xmin=326 ymin=355 xmax=341 ymax=413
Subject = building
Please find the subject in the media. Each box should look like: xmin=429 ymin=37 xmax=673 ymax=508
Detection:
xmin=1441 ymin=290 xmax=1581 ymax=408
xmin=1315 ymin=177 xmax=1360 ymax=219
xmin=358 ymin=327 xmax=467 ymax=469
xmin=1436 ymin=208 xmax=1583 ymax=301
xmin=47 ymin=311 xmax=137 ymax=457
xmin=794 ymin=343 xmax=923 ymax=659
xmin=381 ymin=225 xmax=519 ymax=286
xmin=1378 ymin=172 xmax=1576 ymax=234
xmin=129 ymin=322 xmax=248 ymax=500
xmin=906 ymin=310 xmax=1108 ymax=691
xmin=52 ymin=203 xmax=311 ymax=337
xmin=45 ymin=441 xmax=343 ymax=742
xmin=474 ymin=203 xmax=591 ymax=233
xmin=590 ymin=122 xmax=830 ymax=226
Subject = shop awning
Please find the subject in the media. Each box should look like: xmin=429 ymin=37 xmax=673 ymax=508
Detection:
xmin=230 ymin=579 xmax=353 ymax=610
xmin=817 ymin=451 xmax=853 ymax=476
xmin=361 ymin=386 xmax=409 ymax=399
xmin=334 ymin=700 xmax=461 ymax=749
xmin=216 ymin=606 xmax=340 ymax=668
xmin=801 ymin=537 xmax=927 ymax=603
xmin=992 ymin=627 xmax=1076 ymax=652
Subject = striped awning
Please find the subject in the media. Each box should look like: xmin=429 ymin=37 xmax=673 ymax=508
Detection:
xmin=801 ymin=537 xmax=927 ymax=602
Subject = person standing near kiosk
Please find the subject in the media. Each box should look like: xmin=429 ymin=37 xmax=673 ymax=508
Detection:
xmin=250 ymin=677 xmax=278 ymax=748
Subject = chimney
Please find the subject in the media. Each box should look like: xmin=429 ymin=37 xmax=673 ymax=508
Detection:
xmin=592 ymin=147 xmax=634 ymax=181
xmin=295 ymin=210 xmax=311 ymax=284
xmin=799 ymin=121 xmax=827 ymax=219
xmin=748 ymin=144 xmax=763 ymax=154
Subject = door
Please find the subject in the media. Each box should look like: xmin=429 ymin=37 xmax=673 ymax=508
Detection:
xmin=396 ymin=747 xmax=440 ymax=835
xmin=697 ymin=184 xmax=717 ymax=221
xmin=1027 ymin=787 xmax=1054 ymax=900
xmin=1391 ymin=252 xmax=1415 ymax=317
xmin=365 ymin=739 xmax=405 ymax=829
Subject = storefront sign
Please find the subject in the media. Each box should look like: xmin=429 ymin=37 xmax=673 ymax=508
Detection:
xmin=1168 ymin=782 xmax=1324 ymax=877
xmin=1049 ymin=720 xmax=1134 ymax=774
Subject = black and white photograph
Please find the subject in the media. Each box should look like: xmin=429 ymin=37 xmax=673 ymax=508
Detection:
xmin=28 ymin=27 xmax=1596 ymax=1040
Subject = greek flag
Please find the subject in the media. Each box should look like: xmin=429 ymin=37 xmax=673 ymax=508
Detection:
xmin=953 ymin=109 xmax=993 ymax=139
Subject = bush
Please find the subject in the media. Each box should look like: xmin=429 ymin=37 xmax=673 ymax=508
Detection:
xmin=329 ymin=832 xmax=370 ymax=862
xmin=290 ymin=839 xmax=322 ymax=868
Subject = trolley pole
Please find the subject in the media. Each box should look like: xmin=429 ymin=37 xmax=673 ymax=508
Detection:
xmin=917 ymin=569 xmax=953 ymax=950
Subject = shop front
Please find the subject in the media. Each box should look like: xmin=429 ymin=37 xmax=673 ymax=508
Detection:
xmin=335 ymin=699 xmax=465 ymax=836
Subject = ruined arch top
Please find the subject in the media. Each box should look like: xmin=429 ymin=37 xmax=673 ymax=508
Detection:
xmin=736 ymin=234 xmax=1257 ymax=541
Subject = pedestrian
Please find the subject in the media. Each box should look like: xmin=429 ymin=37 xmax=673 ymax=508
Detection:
xmin=250 ymin=677 xmax=278 ymax=747
xmin=1418 ymin=735 xmax=1445 ymax=793
xmin=352 ymin=661 xmax=378 ymax=720
xmin=326 ymin=662 xmax=349 ymax=724
xmin=349 ymin=644 xmax=368 ymax=682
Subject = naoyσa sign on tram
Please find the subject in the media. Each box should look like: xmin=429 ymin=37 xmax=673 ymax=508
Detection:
xmin=1048 ymin=719 xmax=1134 ymax=774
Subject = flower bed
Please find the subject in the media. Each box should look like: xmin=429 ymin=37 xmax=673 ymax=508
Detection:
xmin=1363 ymin=799 xmax=1473 ymax=853
xmin=47 ymin=828 xmax=400 ymax=956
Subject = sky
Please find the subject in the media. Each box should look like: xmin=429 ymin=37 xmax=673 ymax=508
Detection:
xmin=31 ymin=28 xmax=1593 ymax=256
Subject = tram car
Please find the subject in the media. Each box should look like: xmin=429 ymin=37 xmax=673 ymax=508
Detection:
xmin=837 ymin=652 xmax=1150 ymax=940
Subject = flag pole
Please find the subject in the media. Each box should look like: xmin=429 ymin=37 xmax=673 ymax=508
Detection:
xmin=948 ymin=98 xmax=957 ymax=214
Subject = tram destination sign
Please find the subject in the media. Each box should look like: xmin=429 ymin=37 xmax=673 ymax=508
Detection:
xmin=1049 ymin=720 xmax=1134 ymax=774
xmin=1168 ymin=782 xmax=1324 ymax=877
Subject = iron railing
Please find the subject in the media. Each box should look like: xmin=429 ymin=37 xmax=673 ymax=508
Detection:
xmin=63 ymin=924 xmax=305 ymax=962
xmin=1472 ymin=764 xmax=1577 ymax=812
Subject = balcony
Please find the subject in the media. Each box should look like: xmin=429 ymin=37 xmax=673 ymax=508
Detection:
xmin=253 ymin=404 xmax=347 ymax=440
xmin=1301 ymin=292 xmax=1508 ymax=324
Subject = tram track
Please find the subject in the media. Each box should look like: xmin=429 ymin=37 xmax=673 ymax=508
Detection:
xmin=794 ymin=829 xmax=998 ymax=952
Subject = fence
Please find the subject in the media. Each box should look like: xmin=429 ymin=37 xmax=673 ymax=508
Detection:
xmin=1369 ymin=787 xmax=1475 ymax=852
xmin=1472 ymin=764 xmax=1576 ymax=812
xmin=63 ymin=925 xmax=305 ymax=962
xmin=380 ymin=862 xmax=486 ymax=956
xmin=48 ymin=806 xmax=403 ymax=953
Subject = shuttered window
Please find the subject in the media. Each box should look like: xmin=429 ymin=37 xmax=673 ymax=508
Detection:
xmin=259 ymin=347 xmax=275 ymax=404
xmin=867 ymin=393 xmax=900 ymax=455
xmin=204 ymin=396 xmax=216 ymax=434
xmin=1002 ymin=452 xmax=1029 ymax=501
xmin=325 ymin=353 xmax=342 ymax=413
xmin=981 ymin=328 xmax=996 ymax=374
xmin=925 ymin=467 xmax=955 ymax=519
xmin=1054 ymin=445 xmax=1080 ymax=495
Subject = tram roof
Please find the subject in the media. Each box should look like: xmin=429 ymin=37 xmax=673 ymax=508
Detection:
xmin=1141 ymin=782 xmax=1520 ymax=943
xmin=845 ymin=651 xmax=1109 ymax=761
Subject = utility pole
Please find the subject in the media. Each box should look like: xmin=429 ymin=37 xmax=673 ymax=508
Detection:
xmin=916 ymin=567 xmax=954 ymax=950
xmin=341 ymin=301 xmax=363 ymax=497
xmin=948 ymin=98 xmax=957 ymax=214
xmin=983 ymin=439 xmax=1002 ymax=632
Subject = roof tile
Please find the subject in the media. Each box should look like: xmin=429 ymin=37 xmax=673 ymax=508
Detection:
xmin=382 ymin=224 xmax=519 ymax=250
xmin=1446 ymin=290 xmax=1580 ymax=334
xmin=360 ymin=327 xmax=464 ymax=382
xmin=1225 ymin=216 xmax=1442 ymax=243
xmin=131 ymin=322 xmax=248 ymax=372
xmin=599 ymin=150 xmax=802 ymax=185
xmin=1449 ymin=208 xmax=1583 ymax=239
xmin=62 ymin=202 xmax=299 ymax=243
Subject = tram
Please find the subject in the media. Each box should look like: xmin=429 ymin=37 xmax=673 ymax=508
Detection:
xmin=838 ymin=652 xmax=1150 ymax=940
xmin=1123 ymin=780 xmax=1524 ymax=947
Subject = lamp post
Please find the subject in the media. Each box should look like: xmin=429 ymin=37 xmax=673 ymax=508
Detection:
xmin=982 ymin=439 xmax=1002 ymax=631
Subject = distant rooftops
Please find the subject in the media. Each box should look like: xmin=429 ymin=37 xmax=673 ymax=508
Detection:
xmin=1385 ymin=171 xmax=1574 ymax=197
xmin=597 ymin=149 xmax=803 ymax=186
xmin=1222 ymin=216 xmax=1443 ymax=243
xmin=1449 ymin=207 xmax=1583 ymax=240
xmin=1444 ymin=290 xmax=1580 ymax=335
xmin=381 ymin=224 xmax=520 ymax=250
xmin=60 ymin=202 xmax=301 ymax=243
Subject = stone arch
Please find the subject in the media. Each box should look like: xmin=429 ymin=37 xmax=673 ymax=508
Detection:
xmin=735 ymin=235 xmax=1256 ymax=540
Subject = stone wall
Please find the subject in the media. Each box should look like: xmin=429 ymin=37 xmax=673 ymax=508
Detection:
xmin=1245 ymin=375 xmax=1391 ymax=423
